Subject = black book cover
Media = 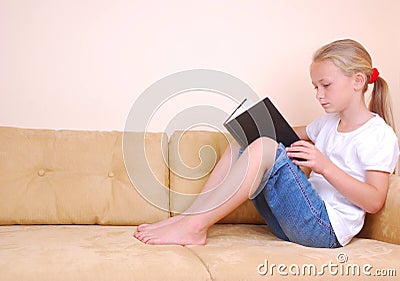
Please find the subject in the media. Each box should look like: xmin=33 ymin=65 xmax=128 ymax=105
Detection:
xmin=224 ymin=97 xmax=299 ymax=149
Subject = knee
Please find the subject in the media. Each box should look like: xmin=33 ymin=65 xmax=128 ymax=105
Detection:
xmin=247 ymin=137 xmax=278 ymax=166
xmin=249 ymin=137 xmax=278 ymax=154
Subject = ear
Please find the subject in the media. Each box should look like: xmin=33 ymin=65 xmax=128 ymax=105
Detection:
xmin=353 ymin=72 xmax=366 ymax=91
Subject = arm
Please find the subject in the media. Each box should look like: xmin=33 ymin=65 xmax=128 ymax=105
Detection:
xmin=358 ymin=175 xmax=400 ymax=244
xmin=286 ymin=141 xmax=390 ymax=214
xmin=323 ymin=165 xmax=389 ymax=214
xmin=293 ymin=126 xmax=310 ymax=141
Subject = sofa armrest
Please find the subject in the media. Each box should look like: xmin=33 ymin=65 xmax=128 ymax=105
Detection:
xmin=357 ymin=175 xmax=400 ymax=245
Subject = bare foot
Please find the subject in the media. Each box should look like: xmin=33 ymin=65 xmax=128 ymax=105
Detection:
xmin=133 ymin=216 xmax=207 ymax=245
xmin=137 ymin=214 xmax=183 ymax=232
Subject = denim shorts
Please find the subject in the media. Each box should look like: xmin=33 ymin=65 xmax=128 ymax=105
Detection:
xmin=241 ymin=143 xmax=341 ymax=248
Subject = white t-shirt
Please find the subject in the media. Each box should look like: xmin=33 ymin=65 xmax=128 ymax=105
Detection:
xmin=306 ymin=113 xmax=399 ymax=246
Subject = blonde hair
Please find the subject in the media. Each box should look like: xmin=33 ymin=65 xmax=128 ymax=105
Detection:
xmin=312 ymin=39 xmax=395 ymax=130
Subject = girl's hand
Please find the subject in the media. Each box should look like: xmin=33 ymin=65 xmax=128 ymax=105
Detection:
xmin=285 ymin=141 xmax=331 ymax=174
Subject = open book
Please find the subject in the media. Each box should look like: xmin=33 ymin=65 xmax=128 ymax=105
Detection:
xmin=223 ymin=97 xmax=299 ymax=149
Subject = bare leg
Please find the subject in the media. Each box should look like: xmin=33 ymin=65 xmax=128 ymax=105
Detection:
xmin=137 ymin=141 xmax=241 ymax=231
xmin=134 ymin=137 xmax=277 ymax=245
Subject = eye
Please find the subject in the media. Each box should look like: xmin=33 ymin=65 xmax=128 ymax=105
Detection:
xmin=323 ymin=83 xmax=331 ymax=88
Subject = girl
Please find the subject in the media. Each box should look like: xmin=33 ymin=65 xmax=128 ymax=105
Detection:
xmin=134 ymin=39 xmax=399 ymax=248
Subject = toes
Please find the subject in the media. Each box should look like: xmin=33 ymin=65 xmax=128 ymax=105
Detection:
xmin=133 ymin=230 xmax=154 ymax=244
xmin=142 ymin=236 xmax=153 ymax=244
xmin=133 ymin=231 xmax=145 ymax=241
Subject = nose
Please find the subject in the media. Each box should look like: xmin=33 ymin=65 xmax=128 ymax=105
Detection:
xmin=315 ymin=88 xmax=324 ymax=100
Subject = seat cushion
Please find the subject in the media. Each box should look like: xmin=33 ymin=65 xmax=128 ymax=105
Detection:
xmin=1 ymin=224 xmax=399 ymax=281
xmin=0 ymin=225 xmax=211 ymax=281
xmin=189 ymin=224 xmax=400 ymax=280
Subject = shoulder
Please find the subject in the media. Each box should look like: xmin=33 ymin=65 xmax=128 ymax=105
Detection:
xmin=306 ymin=114 xmax=339 ymax=140
xmin=355 ymin=115 xmax=399 ymax=172
xmin=360 ymin=114 xmax=397 ymax=141
xmin=314 ymin=113 xmax=339 ymax=123
xmin=309 ymin=113 xmax=339 ymax=128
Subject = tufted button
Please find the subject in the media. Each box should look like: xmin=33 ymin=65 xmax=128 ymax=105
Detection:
xmin=37 ymin=169 xmax=46 ymax=176
xmin=108 ymin=171 xmax=115 ymax=178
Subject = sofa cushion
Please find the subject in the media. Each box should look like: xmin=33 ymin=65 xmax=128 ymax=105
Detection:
xmin=168 ymin=130 xmax=265 ymax=224
xmin=2 ymin=224 xmax=398 ymax=281
xmin=189 ymin=224 xmax=400 ymax=280
xmin=0 ymin=127 xmax=169 ymax=225
xmin=0 ymin=225 xmax=211 ymax=281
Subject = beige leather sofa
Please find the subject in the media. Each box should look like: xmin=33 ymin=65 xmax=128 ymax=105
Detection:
xmin=0 ymin=126 xmax=399 ymax=281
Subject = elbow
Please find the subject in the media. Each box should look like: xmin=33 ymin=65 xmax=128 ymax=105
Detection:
xmin=365 ymin=200 xmax=385 ymax=214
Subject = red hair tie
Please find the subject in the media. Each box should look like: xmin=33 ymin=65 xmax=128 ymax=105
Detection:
xmin=369 ymin=68 xmax=379 ymax=84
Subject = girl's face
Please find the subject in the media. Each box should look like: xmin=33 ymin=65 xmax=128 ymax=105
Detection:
xmin=310 ymin=59 xmax=355 ymax=114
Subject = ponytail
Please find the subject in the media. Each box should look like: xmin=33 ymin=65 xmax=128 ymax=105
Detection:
xmin=368 ymin=76 xmax=396 ymax=132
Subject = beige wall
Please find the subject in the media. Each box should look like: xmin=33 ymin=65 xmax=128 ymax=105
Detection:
xmin=1 ymin=0 xmax=399 ymax=137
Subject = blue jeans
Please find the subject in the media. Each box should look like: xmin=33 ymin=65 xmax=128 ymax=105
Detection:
xmin=242 ymin=143 xmax=341 ymax=248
